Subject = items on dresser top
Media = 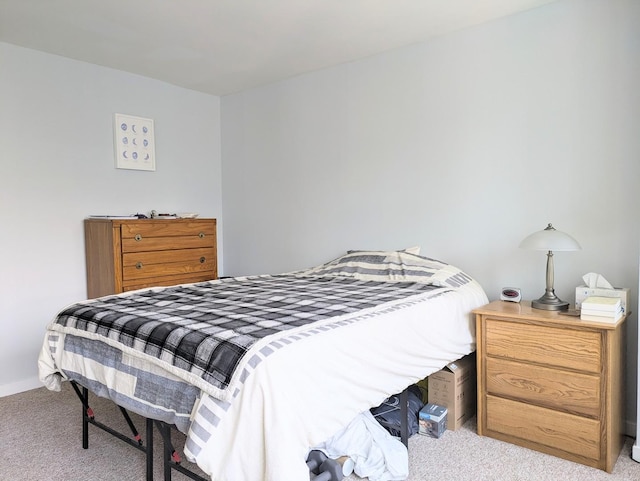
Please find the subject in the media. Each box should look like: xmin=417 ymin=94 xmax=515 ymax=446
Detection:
xmin=90 ymin=212 xmax=199 ymax=219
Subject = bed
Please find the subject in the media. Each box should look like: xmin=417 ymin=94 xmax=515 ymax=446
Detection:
xmin=38 ymin=250 xmax=488 ymax=481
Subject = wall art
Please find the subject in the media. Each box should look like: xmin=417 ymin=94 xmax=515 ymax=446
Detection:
xmin=114 ymin=113 xmax=156 ymax=171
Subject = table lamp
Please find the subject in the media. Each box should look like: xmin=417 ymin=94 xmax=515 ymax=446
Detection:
xmin=519 ymin=223 xmax=581 ymax=310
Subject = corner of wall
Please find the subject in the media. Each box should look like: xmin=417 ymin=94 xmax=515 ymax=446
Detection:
xmin=0 ymin=377 xmax=42 ymax=398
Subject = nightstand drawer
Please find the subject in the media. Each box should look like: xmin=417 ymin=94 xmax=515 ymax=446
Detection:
xmin=485 ymin=318 xmax=601 ymax=373
xmin=486 ymin=395 xmax=600 ymax=460
xmin=486 ymin=357 xmax=600 ymax=417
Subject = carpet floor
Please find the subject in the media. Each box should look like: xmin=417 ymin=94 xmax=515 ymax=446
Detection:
xmin=2 ymin=383 xmax=639 ymax=480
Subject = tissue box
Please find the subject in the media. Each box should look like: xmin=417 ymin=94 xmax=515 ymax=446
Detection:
xmin=418 ymin=403 xmax=447 ymax=438
xmin=575 ymin=287 xmax=630 ymax=314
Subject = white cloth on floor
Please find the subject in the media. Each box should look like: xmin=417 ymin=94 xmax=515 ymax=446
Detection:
xmin=314 ymin=410 xmax=409 ymax=481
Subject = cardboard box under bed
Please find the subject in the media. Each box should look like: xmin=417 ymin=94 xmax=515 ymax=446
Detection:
xmin=427 ymin=353 xmax=476 ymax=430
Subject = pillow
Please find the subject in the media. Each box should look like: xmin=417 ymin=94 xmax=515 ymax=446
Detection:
xmin=300 ymin=250 xmax=473 ymax=288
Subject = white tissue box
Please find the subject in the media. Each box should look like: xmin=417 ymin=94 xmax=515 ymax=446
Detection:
xmin=575 ymin=287 xmax=630 ymax=314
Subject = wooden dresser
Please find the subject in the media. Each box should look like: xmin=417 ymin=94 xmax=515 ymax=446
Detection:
xmin=84 ymin=218 xmax=217 ymax=298
xmin=474 ymin=300 xmax=625 ymax=472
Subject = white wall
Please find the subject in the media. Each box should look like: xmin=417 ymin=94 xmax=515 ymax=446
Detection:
xmin=221 ymin=0 xmax=640 ymax=432
xmin=0 ymin=42 xmax=222 ymax=396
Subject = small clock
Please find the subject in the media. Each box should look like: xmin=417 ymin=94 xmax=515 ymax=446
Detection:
xmin=500 ymin=287 xmax=522 ymax=302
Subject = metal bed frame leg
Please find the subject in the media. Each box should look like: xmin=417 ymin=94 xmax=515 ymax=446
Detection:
xmin=146 ymin=418 xmax=154 ymax=481
xmin=158 ymin=421 xmax=173 ymax=481
xmin=399 ymin=387 xmax=409 ymax=448
xmin=155 ymin=420 xmax=208 ymax=481
xmin=118 ymin=405 xmax=143 ymax=445
xmin=68 ymin=382 xmax=93 ymax=449
xmin=69 ymin=381 xmax=154 ymax=481
xmin=82 ymin=387 xmax=90 ymax=448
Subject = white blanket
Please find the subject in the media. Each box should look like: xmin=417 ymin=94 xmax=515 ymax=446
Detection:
xmin=183 ymin=281 xmax=487 ymax=480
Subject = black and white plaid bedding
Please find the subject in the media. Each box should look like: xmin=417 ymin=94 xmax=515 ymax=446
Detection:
xmin=52 ymin=274 xmax=443 ymax=395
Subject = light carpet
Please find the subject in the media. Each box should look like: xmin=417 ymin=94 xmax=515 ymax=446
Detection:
xmin=2 ymin=383 xmax=638 ymax=481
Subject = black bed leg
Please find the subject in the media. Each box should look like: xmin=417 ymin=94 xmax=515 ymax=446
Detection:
xmin=69 ymin=381 xmax=92 ymax=449
xmin=69 ymin=382 xmax=157 ymax=479
xmin=399 ymin=388 xmax=409 ymax=448
xmin=118 ymin=405 xmax=143 ymax=445
xmin=155 ymin=421 xmax=173 ymax=481
xmin=81 ymin=386 xmax=89 ymax=449
xmin=153 ymin=421 xmax=208 ymax=481
xmin=146 ymin=418 xmax=154 ymax=481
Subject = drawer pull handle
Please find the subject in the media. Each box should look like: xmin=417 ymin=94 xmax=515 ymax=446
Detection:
xmin=136 ymin=262 xmax=143 ymax=269
xmin=198 ymin=232 xmax=205 ymax=238
xmin=134 ymin=234 xmax=142 ymax=242
xmin=200 ymin=257 xmax=206 ymax=264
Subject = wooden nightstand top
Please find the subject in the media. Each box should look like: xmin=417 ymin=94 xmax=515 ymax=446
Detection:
xmin=473 ymin=300 xmax=626 ymax=330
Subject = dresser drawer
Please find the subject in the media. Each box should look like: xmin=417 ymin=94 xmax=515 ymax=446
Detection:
xmin=485 ymin=318 xmax=601 ymax=373
xmin=122 ymin=247 xmax=216 ymax=282
xmin=486 ymin=395 xmax=600 ymax=460
xmin=486 ymin=357 xmax=600 ymax=417
xmin=121 ymin=221 xmax=216 ymax=253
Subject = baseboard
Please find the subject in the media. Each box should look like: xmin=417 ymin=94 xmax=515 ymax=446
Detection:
xmin=633 ymin=441 xmax=640 ymax=462
xmin=0 ymin=377 xmax=42 ymax=397
xmin=626 ymin=418 xmax=640 ymax=462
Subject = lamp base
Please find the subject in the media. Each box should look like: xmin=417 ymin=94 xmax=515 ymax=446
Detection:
xmin=531 ymin=292 xmax=569 ymax=311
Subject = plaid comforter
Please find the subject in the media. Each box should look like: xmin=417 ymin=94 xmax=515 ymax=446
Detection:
xmin=51 ymin=274 xmax=442 ymax=396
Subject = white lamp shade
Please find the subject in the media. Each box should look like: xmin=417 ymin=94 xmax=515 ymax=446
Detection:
xmin=519 ymin=223 xmax=581 ymax=252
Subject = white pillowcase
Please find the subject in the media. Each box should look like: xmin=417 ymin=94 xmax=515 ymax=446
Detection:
xmin=403 ymin=246 xmax=421 ymax=255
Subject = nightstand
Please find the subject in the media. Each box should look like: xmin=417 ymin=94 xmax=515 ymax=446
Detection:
xmin=473 ymin=300 xmax=626 ymax=472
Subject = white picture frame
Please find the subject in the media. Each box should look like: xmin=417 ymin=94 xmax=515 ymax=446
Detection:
xmin=114 ymin=113 xmax=156 ymax=171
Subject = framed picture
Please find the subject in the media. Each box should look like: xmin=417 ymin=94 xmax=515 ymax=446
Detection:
xmin=114 ymin=113 xmax=156 ymax=171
